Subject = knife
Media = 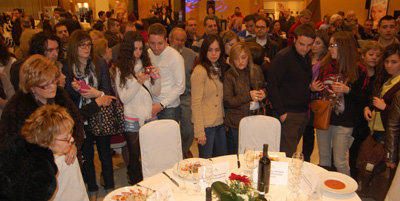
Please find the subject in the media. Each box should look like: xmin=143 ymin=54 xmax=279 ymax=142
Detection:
xmin=237 ymin=153 xmax=241 ymax=168
xmin=162 ymin=171 xmax=180 ymax=187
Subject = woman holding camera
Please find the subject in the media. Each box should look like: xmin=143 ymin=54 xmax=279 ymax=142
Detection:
xmin=115 ymin=31 xmax=161 ymax=184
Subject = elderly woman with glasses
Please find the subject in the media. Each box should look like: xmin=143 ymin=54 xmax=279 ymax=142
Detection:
xmin=0 ymin=54 xmax=84 ymax=165
xmin=0 ymin=104 xmax=88 ymax=201
xmin=62 ymin=30 xmax=115 ymax=200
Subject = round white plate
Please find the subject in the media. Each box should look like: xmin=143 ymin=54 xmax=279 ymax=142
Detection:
xmin=104 ymin=186 xmax=153 ymax=201
xmin=319 ymin=171 xmax=358 ymax=194
xmin=173 ymin=158 xmax=212 ymax=182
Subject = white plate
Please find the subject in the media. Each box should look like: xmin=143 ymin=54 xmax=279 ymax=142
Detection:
xmin=319 ymin=171 xmax=358 ymax=194
xmin=173 ymin=158 xmax=212 ymax=182
xmin=104 ymin=186 xmax=153 ymax=201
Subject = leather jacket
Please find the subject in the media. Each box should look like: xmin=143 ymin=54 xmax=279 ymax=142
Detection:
xmin=385 ymin=90 xmax=400 ymax=164
xmin=223 ymin=64 xmax=266 ymax=129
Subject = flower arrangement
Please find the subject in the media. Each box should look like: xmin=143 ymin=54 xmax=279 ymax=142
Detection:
xmin=212 ymin=173 xmax=259 ymax=201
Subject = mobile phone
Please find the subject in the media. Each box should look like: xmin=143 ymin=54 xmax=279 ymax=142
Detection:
xmin=78 ymin=80 xmax=90 ymax=93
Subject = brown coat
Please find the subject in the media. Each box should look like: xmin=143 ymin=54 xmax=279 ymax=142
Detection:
xmin=223 ymin=64 xmax=265 ymax=129
xmin=385 ymin=90 xmax=400 ymax=164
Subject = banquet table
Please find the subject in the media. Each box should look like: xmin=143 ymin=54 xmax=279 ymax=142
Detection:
xmin=125 ymin=154 xmax=361 ymax=201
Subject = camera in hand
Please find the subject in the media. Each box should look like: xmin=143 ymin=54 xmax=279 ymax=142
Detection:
xmin=144 ymin=66 xmax=152 ymax=74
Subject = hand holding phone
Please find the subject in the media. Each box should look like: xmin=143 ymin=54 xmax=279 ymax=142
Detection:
xmin=78 ymin=80 xmax=90 ymax=93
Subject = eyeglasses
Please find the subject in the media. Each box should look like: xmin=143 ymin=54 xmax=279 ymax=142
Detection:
xmin=79 ymin=42 xmax=92 ymax=49
xmin=329 ymin=43 xmax=338 ymax=48
xmin=36 ymin=79 xmax=57 ymax=90
xmin=55 ymin=135 xmax=74 ymax=144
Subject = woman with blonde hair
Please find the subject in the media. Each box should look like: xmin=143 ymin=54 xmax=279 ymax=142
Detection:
xmin=223 ymin=42 xmax=266 ymax=154
xmin=349 ymin=40 xmax=383 ymax=178
xmin=220 ymin=30 xmax=239 ymax=63
xmin=0 ymin=54 xmax=84 ymax=161
xmin=22 ymin=105 xmax=89 ymax=201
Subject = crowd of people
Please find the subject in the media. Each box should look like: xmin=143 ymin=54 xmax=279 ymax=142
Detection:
xmin=0 ymin=4 xmax=400 ymax=201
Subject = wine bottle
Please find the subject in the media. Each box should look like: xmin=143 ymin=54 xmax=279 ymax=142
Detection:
xmin=257 ymin=144 xmax=271 ymax=194
xmin=206 ymin=187 xmax=212 ymax=201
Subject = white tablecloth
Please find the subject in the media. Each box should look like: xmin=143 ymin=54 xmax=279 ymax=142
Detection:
xmin=138 ymin=154 xmax=361 ymax=201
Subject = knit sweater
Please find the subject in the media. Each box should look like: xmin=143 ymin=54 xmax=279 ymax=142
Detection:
xmin=191 ymin=65 xmax=224 ymax=138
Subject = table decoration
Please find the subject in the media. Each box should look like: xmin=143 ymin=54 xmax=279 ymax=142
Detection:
xmin=211 ymin=173 xmax=261 ymax=201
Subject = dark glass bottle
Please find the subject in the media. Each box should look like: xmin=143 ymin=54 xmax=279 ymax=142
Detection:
xmin=206 ymin=187 xmax=212 ymax=201
xmin=257 ymin=144 xmax=271 ymax=194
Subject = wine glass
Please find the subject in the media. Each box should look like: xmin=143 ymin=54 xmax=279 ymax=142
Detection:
xmin=196 ymin=164 xmax=213 ymax=192
xmin=244 ymin=148 xmax=258 ymax=184
xmin=176 ymin=160 xmax=189 ymax=191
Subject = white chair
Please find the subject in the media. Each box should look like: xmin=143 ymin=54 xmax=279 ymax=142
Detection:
xmin=139 ymin=119 xmax=183 ymax=178
xmin=238 ymin=115 xmax=281 ymax=154
xmin=385 ymin=164 xmax=400 ymax=201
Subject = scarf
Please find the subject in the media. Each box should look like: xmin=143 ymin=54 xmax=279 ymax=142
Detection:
xmin=72 ymin=59 xmax=98 ymax=108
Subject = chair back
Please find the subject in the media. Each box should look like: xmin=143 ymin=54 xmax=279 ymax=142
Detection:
xmin=238 ymin=115 xmax=281 ymax=153
xmin=139 ymin=119 xmax=183 ymax=178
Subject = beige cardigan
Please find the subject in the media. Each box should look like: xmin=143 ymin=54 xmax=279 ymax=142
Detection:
xmin=191 ymin=65 xmax=224 ymax=138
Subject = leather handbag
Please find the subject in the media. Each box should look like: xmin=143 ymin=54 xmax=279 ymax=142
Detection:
xmin=88 ymin=101 xmax=125 ymax=137
xmin=310 ymin=99 xmax=333 ymax=130
xmin=356 ymin=113 xmax=390 ymax=201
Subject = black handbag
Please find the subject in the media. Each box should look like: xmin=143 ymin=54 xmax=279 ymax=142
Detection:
xmin=88 ymin=101 xmax=125 ymax=136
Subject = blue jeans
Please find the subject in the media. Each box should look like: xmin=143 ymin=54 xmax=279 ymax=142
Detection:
xmin=82 ymin=126 xmax=114 ymax=192
xmin=157 ymin=107 xmax=181 ymax=123
xmin=198 ymin=124 xmax=228 ymax=158
xmin=227 ymin=127 xmax=239 ymax=155
xmin=317 ymin=125 xmax=354 ymax=175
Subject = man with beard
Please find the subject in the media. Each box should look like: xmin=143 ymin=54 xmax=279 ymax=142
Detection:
xmin=54 ymin=22 xmax=69 ymax=59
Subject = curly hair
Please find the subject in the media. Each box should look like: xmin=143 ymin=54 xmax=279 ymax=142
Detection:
xmin=22 ymin=104 xmax=74 ymax=148
xmin=29 ymin=31 xmax=60 ymax=56
xmin=19 ymin=54 xmax=60 ymax=93
xmin=116 ymin=31 xmax=152 ymax=88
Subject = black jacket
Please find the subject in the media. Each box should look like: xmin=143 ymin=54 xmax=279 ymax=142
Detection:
xmin=245 ymin=37 xmax=280 ymax=61
xmin=267 ymin=45 xmax=312 ymax=116
xmin=0 ymin=136 xmax=57 ymax=201
xmin=0 ymin=87 xmax=85 ymax=150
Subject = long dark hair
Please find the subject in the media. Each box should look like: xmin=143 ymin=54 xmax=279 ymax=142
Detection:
xmin=372 ymin=43 xmax=400 ymax=97
xmin=0 ymin=35 xmax=11 ymax=66
xmin=198 ymin=34 xmax=226 ymax=80
xmin=116 ymin=31 xmax=152 ymax=88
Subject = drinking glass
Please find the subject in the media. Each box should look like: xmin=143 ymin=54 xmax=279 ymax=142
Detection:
xmin=290 ymin=152 xmax=304 ymax=178
xmin=244 ymin=148 xmax=258 ymax=184
xmin=196 ymin=164 xmax=213 ymax=192
xmin=308 ymin=187 xmax=322 ymax=201
xmin=176 ymin=160 xmax=189 ymax=191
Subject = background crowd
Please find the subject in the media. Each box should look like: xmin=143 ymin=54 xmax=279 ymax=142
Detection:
xmin=0 ymin=3 xmax=400 ymax=201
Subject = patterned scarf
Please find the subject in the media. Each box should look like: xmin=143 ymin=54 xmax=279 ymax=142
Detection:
xmin=72 ymin=59 xmax=98 ymax=107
